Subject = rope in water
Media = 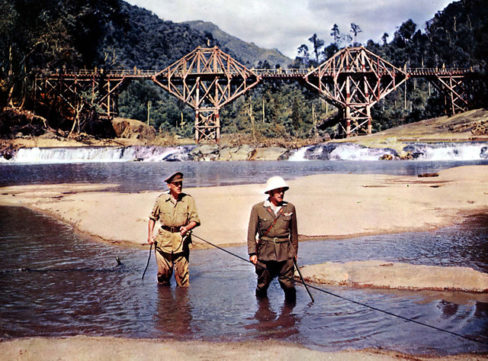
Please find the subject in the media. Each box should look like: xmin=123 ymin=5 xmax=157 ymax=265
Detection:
xmin=191 ymin=233 xmax=488 ymax=346
xmin=1 ymin=257 xmax=123 ymax=274
xmin=141 ymin=242 xmax=153 ymax=280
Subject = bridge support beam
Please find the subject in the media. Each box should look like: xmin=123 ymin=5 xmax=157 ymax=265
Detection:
xmin=194 ymin=109 xmax=221 ymax=142
xmin=35 ymin=71 xmax=126 ymax=120
xmin=153 ymin=46 xmax=261 ymax=142
xmin=304 ymin=46 xmax=408 ymax=137
xmin=431 ymin=74 xmax=469 ymax=115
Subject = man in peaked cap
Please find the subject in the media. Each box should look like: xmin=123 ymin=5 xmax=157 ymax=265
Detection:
xmin=247 ymin=176 xmax=298 ymax=302
xmin=147 ymin=171 xmax=200 ymax=287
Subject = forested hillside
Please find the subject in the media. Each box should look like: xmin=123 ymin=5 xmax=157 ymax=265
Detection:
xmin=0 ymin=0 xmax=212 ymax=137
xmin=184 ymin=20 xmax=292 ymax=68
xmin=0 ymin=0 xmax=486 ymax=141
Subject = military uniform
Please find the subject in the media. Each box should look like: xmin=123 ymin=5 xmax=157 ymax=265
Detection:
xmin=149 ymin=191 xmax=200 ymax=287
xmin=247 ymin=199 xmax=298 ymax=297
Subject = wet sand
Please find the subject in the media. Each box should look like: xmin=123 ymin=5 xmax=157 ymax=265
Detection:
xmin=300 ymin=260 xmax=488 ymax=293
xmin=1 ymin=336 xmax=487 ymax=361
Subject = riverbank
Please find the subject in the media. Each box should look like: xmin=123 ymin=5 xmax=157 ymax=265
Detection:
xmin=1 ymin=336 xmax=487 ymax=361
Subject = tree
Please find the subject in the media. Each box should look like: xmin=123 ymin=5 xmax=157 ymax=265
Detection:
xmin=350 ymin=23 xmax=362 ymax=45
xmin=394 ymin=19 xmax=417 ymax=46
xmin=308 ymin=33 xmax=325 ymax=63
xmin=323 ymin=43 xmax=339 ymax=60
xmin=382 ymin=32 xmax=389 ymax=45
xmin=330 ymin=24 xmax=340 ymax=44
xmin=297 ymin=44 xmax=309 ymax=65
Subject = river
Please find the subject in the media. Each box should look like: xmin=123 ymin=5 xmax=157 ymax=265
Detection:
xmin=0 ymin=160 xmax=487 ymax=355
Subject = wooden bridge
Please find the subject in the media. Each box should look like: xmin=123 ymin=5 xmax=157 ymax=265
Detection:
xmin=35 ymin=46 xmax=477 ymax=141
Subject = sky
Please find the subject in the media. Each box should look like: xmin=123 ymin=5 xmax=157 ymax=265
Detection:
xmin=125 ymin=0 xmax=454 ymax=59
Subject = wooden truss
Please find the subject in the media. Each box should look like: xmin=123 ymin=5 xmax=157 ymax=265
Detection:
xmin=431 ymin=75 xmax=469 ymax=115
xmin=152 ymin=46 xmax=261 ymax=142
xmin=35 ymin=71 xmax=131 ymax=120
xmin=304 ymin=46 xmax=408 ymax=136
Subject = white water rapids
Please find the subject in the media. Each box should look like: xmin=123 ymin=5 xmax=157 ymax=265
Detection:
xmin=1 ymin=142 xmax=487 ymax=163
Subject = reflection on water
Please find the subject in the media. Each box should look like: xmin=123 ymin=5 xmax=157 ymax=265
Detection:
xmin=245 ymin=297 xmax=299 ymax=339
xmin=1 ymin=205 xmax=487 ymax=355
xmin=1 ymin=160 xmax=488 ymax=192
xmin=155 ymin=287 xmax=193 ymax=337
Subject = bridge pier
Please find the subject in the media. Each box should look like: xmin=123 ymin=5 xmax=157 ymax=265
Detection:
xmin=152 ymin=46 xmax=260 ymax=142
xmin=304 ymin=46 xmax=409 ymax=137
xmin=195 ymin=109 xmax=221 ymax=143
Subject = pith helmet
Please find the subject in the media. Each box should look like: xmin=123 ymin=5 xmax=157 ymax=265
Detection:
xmin=165 ymin=171 xmax=183 ymax=183
xmin=264 ymin=176 xmax=289 ymax=194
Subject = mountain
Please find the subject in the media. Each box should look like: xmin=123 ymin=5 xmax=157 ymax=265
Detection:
xmin=183 ymin=20 xmax=292 ymax=68
xmin=98 ymin=2 xmax=211 ymax=69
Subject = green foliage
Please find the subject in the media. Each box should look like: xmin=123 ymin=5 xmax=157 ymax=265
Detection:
xmin=1 ymin=0 xmax=487 ymax=140
xmin=117 ymin=80 xmax=194 ymax=137
xmin=291 ymin=0 xmax=488 ymax=136
xmin=219 ymin=81 xmax=328 ymax=140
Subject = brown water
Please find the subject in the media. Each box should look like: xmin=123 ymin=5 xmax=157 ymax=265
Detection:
xmin=1 ymin=206 xmax=487 ymax=355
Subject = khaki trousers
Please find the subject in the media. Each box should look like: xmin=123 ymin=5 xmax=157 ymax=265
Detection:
xmin=255 ymin=258 xmax=295 ymax=295
xmin=155 ymin=249 xmax=190 ymax=287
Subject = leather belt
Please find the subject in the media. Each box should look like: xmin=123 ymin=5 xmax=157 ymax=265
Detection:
xmin=162 ymin=225 xmax=180 ymax=233
xmin=260 ymin=236 xmax=289 ymax=243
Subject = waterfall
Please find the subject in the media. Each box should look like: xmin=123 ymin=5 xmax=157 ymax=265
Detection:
xmin=403 ymin=143 xmax=488 ymax=161
xmin=288 ymin=146 xmax=312 ymax=161
xmin=289 ymin=142 xmax=488 ymax=161
xmin=2 ymin=142 xmax=487 ymax=163
xmin=4 ymin=145 xmax=195 ymax=163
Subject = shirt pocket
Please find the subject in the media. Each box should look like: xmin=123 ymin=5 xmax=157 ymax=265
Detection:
xmin=173 ymin=205 xmax=190 ymax=225
xmin=280 ymin=215 xmax=292 ymax=227
xmin=258 ymin=217 xmax=273 ymax=234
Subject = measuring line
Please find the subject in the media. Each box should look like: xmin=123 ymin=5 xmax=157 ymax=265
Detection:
xmin=191 ymin=233 xmax=488 ymax=346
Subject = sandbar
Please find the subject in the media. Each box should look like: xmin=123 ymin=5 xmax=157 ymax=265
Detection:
xmin=1 ymin=165 xmax=488 ymax=248
xmin=300 ymin=260 xmax=488 ymax=293
xmin=0 ymin=336 xmax=487 ymax=361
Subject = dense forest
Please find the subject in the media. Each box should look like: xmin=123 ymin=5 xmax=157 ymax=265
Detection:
xmin=0 ymin=0 xmax=487 ymax=141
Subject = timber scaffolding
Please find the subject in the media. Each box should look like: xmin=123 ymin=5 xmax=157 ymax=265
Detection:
xmin=35 ymin=46 xmax=479 ymax=142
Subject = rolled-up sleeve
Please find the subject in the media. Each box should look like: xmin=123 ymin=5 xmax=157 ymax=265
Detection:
xmin=187 ymin=196 xmax=201 ymax=226
xmin=247 ymin=205 xmax=259 ymax=255
xmin=149 ymin=198 xmax=160 ymax=221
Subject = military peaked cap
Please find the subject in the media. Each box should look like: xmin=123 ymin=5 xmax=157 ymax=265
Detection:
xmin=165 ymin=171 xmax=183 ymax=183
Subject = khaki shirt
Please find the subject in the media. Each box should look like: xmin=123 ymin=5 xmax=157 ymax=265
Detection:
xmin=149 ymin=192 xmax=200 ymax=253
xmin=247 ymin=200 xmax=298 ymax=262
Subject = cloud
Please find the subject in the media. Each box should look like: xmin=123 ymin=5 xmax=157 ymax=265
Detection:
xmin=126 ymin=0 xmax=453 ymax=58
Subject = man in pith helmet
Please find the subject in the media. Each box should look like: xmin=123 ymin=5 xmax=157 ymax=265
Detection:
xmin=247 ymin=176 xmax=298 ymax=302
xmin=147 ymin=171 xmax=200 ymax=287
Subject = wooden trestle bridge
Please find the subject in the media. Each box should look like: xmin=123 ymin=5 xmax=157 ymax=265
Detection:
xmin=35 ymin=46 xmax=477 ymax=142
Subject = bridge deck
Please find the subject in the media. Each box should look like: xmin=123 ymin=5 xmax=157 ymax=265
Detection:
xmin=38 ymin=67 xmax=476 ymax=80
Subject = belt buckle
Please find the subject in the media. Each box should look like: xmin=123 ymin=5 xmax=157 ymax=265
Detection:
xmin=272 ymin=237 xmax=278 ymax=243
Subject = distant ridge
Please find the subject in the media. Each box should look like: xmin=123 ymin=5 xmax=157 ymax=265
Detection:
xmin=183 ymin=20 xmax=292 ymax=68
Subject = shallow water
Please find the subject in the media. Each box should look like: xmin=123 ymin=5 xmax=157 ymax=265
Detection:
xmin=1 ymin=206 xmax=487 ymax=355
xmin=1 ymin=159 xmax=488 ymax=192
